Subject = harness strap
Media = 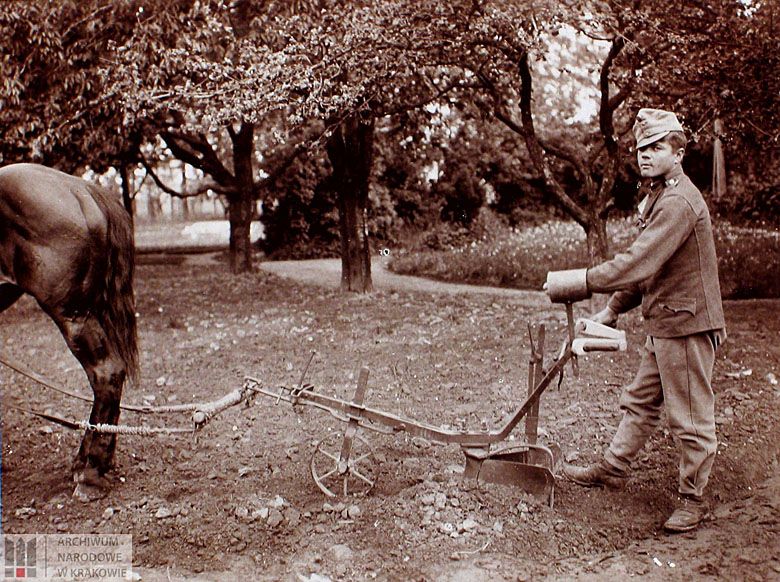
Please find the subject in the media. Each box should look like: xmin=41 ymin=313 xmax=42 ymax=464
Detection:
xmin=7 ymin=404 xmax=195 ymax=435
xmin=1 ymin=353 xmax=95 ymax=404
xmin=5 ymin=404 xmax=82 ymax=430
xmin=0 ymin=354 xmax=257 ymax=436
xmin=0 ymin=352 xmax=201 ymax=413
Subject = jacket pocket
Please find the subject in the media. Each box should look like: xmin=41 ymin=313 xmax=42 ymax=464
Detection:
xmin=660 ymin=298 xmax=697 ymax=316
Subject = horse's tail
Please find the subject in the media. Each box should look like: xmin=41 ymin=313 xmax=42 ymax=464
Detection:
xmin=88 ymin=184 xmax=139 ymax=386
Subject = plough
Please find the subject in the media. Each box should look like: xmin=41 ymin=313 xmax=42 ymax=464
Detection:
xmin=251 ymin=302 xmax=627 ymax=507
xmin=3 ymin=299 xmax=626 ymax=508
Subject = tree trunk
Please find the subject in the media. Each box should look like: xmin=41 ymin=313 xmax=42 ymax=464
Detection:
xmin=228 ymin=194 xmax=254 ymax=273
xmin=148 ymin=192 xmax=160 ymax=220
xmin=327 ymin=114 xmax=375 ymax=293
xmin=585 ymin=216 xmax=610 ymax=267
xmin=228 ymin=121 xmax=256 ymax=273
xmin=181 ymin=163 xmax=190 ymax=220
xmin=119 ymin=159 xmax=135 ymax=225
xmin=585 ymin=214 xmax=612 ymax=311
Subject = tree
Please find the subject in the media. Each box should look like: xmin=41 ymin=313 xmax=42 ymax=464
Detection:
xmin=245 ymin=2 xmax=471 ymax=290
xmin=0 ymin=0 xmax=152 ymax=211
xmin=108 ymin=0 xmax=475 ymax=288
xmin=400 ymin=1 xmax=630 ymax=264
xmin=100 ymin=0 xmax=778 ymax=280
xmin=104 ymin=2 xmax=325 ymax=273
xmin=410 ymin=0 xmax=780 ymax=263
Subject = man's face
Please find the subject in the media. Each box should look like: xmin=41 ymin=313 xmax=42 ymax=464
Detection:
xmin=636 ymin=138 xmax=683 ymax=179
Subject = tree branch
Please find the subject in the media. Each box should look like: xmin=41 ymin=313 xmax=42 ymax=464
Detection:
xmin=141 ymin=157 xmax=232 ymax=199
xmin=516 ymin=53 xmax=589 ymax=226
xmin=488 ymin=98 xmax=589 ymax=185
xmin=380 ymin=73 xmax=473 ymax=118
xmin=598 ymin=37 xmax=625 ymax=152
xmin=593 ymin=36 xmax=628 ymax=216
xmin=160 ymin=129 xmax=236 ymax=187
xmin=607 ymin=79 xmax=633 ymax=112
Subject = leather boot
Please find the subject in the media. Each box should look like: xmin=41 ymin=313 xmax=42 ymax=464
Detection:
xmin=562 ymin=459 xmax=628 ymax=490
xmin=663 ymin=495 xmax=710 ymax=533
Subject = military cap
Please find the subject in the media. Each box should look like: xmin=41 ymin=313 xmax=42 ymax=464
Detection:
xmin=633 ymin=108 xmax=685 ymax=149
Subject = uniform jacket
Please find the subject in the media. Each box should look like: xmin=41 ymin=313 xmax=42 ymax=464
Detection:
xmin=587 ymin=167 xmax=726 ymax=338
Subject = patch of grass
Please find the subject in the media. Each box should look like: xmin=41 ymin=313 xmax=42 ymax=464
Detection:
xmin=390 ymin=219 xmax=780 ymax=299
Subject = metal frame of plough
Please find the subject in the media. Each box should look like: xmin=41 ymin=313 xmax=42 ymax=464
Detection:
xmin=250 ymin=303 xmax=627 ymax=507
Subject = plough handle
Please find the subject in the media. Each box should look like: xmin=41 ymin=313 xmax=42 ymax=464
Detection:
xmin=339 ymin=367 xmax=370 ymax=466
xmin=565 ymin=303 xmax=579 ymax=377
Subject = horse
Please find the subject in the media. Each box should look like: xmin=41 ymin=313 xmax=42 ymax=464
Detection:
xmin=0 ymin=163 xmax=138 ymax=501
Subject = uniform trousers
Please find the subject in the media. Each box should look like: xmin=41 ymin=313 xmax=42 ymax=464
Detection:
xmin=603 ymin=332 xmax=719 ymax=497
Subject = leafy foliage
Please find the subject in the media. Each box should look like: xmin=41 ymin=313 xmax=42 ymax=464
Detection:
xmin=259 ymin=154 xmax=340 ymax=259
xmin=609 ymin=0 xmax=780 ymax=220
xmin=3 ymin=0 xmax=776 ymax=271
xmin=0 ymin=0 xmax=147 ymax=170
xmin=616 ymin=1 xmax=779 ymax=149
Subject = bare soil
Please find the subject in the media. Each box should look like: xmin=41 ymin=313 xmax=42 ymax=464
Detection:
xmin=2 ymin=256 xmax=779 ymax=581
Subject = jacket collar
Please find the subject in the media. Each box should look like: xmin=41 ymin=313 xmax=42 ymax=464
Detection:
xmin=664 ymin=164 xmax=684 ymax=185
xmin=637 ymin=168 xmax=685 ymax=220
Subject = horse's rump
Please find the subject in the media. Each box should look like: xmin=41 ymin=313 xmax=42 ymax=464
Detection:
xmin=0 ymin=163 xmax=138 ymax=382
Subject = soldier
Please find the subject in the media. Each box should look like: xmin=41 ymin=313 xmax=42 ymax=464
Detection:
xmin=545 ymin=108 xmax=726 ymax=533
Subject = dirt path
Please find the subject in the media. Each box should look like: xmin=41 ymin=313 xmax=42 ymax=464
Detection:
xmin=259 ymin=256 xmax=543 ymax=301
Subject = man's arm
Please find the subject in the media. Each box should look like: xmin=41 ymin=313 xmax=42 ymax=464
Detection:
xmin=587 ymin=195 xmax=696 ymax=294
xmin=545 ymin=195 xmax=695 ymax=307
xmin=608 ymin=288 xmax=642 ymax=314
xmin=592 ymin=288 xmax=641 ymax=326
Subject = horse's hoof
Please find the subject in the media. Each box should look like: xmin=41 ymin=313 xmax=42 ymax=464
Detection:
xmin=72 ymin=469 xmax=110 ymax=503
xmin=72 ymin=481 xmax=108 ymax=503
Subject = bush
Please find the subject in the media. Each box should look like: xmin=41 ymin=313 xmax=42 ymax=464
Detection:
xmin=390 ymin=218 xmax=780 ymax=299
xmin=715 ymin=225 xmax=780 ymax=299
xmin=434 ymin=163 xmax=485 ymax=226
xmin=259 ymin=156 xmax=340 ymax=260
xmin=418 ymin=223 xmax=474 ymax=251
xmin=391 ymin=219 xmax=593 ymax=289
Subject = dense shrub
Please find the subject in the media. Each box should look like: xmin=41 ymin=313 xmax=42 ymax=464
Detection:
xmin=259 ymin=160 xmax=341 ymax=260
xmin=390 ymin=215 xmax=780 ymax=299
xmin=488 ymin=177 xmax=563 ymax=227
xmin=417 ymin=223 xmax=474 ymax=251
xmin=437 ymin=167 xmax=484 ymax=226
xmin=715 ymin=226 xmax=780 ymax=299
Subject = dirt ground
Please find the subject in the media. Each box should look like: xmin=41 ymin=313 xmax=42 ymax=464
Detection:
xmin=2 ymin=256 xmax=779 ymax=581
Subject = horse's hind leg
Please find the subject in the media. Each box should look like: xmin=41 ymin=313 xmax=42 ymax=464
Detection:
xmin=59 ymin=316 xmax=126 ymax=500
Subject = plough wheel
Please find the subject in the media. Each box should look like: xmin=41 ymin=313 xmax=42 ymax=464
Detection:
xmin=311 ymin=430 xmax=377 ymax=497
